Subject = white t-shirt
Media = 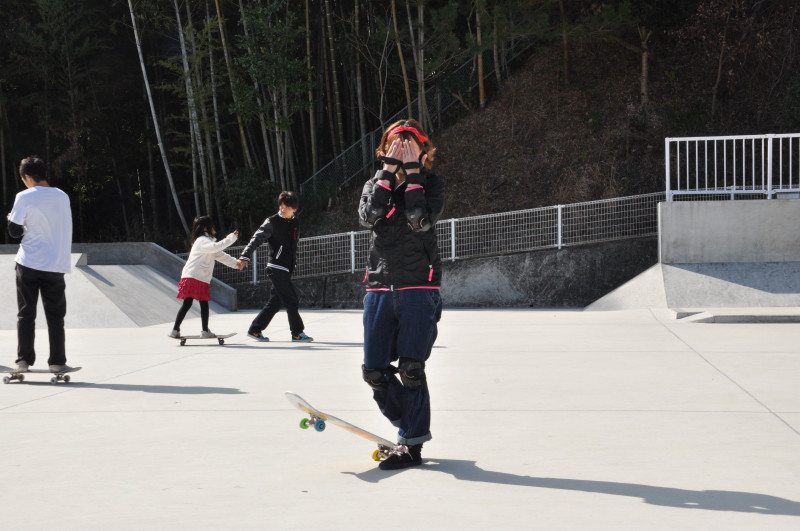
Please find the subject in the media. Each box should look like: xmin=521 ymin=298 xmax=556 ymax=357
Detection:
xmin=9 ymin=186 xmax=73 ymax=273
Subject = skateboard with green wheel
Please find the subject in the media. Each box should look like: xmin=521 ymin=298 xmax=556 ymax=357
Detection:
xmin=0 ymin=365 xmax=82 ymax=384
xmin=285 ymin=391 xmax=397 ymax=462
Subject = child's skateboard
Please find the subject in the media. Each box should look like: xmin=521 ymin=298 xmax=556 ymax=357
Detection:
xmin=168 ymin=332 xmax=237 ymax=346
xmin=0 ymin=365 xmax=82 ymax=384
xmin=285 ymin=391 xmax=398 ymax=461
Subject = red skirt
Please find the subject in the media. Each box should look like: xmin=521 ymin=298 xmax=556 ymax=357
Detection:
xmin=177 ymin=277 xmax=211 ymax=301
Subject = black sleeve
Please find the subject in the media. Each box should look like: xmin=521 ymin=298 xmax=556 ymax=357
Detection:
xmin=405 ymin=173 xmax=445 ymax=232
xmin=239 ymin=218 xmax=273 ymax=261
xmin=7 ymin=220 xmax=24 ymax=239
xmin=358 ymin=172 xmax=395 ymax=228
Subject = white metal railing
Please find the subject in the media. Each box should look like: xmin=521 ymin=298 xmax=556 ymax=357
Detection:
xmin=179 ymin=192 xmax=663 ymax=285
xmin=665 ymin=133 xmax=800 ymax=201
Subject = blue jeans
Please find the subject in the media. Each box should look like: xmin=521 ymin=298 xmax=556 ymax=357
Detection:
xmin=363 ymin=289 xmax=442 ymax=445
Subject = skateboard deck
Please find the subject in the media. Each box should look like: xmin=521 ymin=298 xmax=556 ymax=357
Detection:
xmin=285 ymin=391 xmax=398 ymax=461
xmin=169 ymin=332 xmax=237 ymax=346
xmin=0 ymin=365 xmax=82 ymax=384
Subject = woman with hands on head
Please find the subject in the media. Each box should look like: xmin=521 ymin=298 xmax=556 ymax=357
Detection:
xmin=357 ymin=118 xmax=445 ymax=470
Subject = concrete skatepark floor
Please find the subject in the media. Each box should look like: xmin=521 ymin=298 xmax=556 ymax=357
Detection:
xmin=0 ymin=307 xmax=798 ymax=530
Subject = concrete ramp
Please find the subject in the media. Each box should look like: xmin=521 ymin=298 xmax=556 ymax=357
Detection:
xmin=583 ymin=264 xmax=667 ymax=311
xmin=586 ymin=261 xmax=800 ymax=311
xmin=0 ymin=254 xmax=229 ymax=329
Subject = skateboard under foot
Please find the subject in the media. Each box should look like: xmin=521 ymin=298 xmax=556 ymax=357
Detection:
xmin=169 ymin=332 xmax=237 ymax=346
xmin=0 ymin=365 xmax=82 ymax=384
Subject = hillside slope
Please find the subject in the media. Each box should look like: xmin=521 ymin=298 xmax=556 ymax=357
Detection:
xmin=306 ymin=35 xmax=793 ymax=235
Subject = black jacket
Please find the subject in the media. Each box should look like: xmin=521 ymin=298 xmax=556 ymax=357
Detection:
xmin=239 ymin=213 xmax=299 ymax=273
xmin=358 ymin=168 xmax=445 ymax=289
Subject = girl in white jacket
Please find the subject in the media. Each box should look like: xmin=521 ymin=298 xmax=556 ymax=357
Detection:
xmin=170 ymin=216 xmax=242 ymax=338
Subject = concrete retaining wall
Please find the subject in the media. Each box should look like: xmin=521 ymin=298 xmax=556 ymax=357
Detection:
xmin=659 ymin=200 xmax=800 ymax=263
xmin=237 ymin=237 xmax=658 ymax=309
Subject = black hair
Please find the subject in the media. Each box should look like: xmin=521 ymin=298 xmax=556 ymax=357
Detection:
xmin=278 ymin=191 xmax=299 ymax=209
xmin=191 ymin=216 xmax=216 ymax=243
xmin=19 ymin=156 xmax=47 ymax=183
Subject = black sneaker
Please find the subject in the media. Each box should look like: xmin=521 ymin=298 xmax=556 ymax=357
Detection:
xmin=379 ymin=444 xmax=423 ymax=470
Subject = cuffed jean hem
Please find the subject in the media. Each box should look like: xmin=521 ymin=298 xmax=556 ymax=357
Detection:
xmin=399 ymin=433 xmax=432 ymax=445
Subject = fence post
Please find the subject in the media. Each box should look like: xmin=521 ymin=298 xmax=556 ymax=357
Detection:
xmin=767 ymin=134 xmax=774 ymax=198
xmin=252 ymin=251 xmax=257 ymax=285
xmin=664 ymin=138 xmax=671 ymax=202
xmin=557 ymin=205 xmax=563 ymax=250
xmin=450 ymin=218 xmax=456 ymax=261
xmin=350 ymin=231 xmax=356 ymax=273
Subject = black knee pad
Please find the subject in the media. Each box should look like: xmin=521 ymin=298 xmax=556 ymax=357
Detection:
xmin=398 ymin=358 xmax=426 ymax=390
xmin=362 ymin=364 xmax=391 ymax=392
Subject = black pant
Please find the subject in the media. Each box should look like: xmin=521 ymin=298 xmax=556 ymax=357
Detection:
xmin=249 ymin=268 xmax=304 ymax=336
xmin=16 ymin=263 xmax=67 ymax=366
xmin=173 ymin=298 xmax=210 ymax=331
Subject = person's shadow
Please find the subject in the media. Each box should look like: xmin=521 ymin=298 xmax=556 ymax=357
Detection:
xmin=344 ymin=459 xmax=800 ymax=516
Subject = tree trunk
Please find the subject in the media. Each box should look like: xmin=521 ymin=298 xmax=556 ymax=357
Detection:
xmin=391 ymin=0 xmax=413 ymax=118
xmin=143 ymin=90 xmax=158 ymax=234
xmin=213 ymin=0 xmax=254 ymax=169
xmin=186 ymin=0 xmax=216 ymax=215
xmin=559 ymin=0 xmax=570 ymax=85
xmin=110 ymin=155 xmax=131 ymax=240
xmin=477 ymin=0 xmax=485 ymax=108
xmin=493 ymin=13 xmax=502 ymax=83
xmin=321 ymin=18 xmax=338 ymax=155
xmin=324 ymin=0 xmax=345 ymax=153
xmin=355 ymin=0 xmax=368 ymax=172
xmin=639 ymin=26 xmax=651 ymax=107
xmin=238 ymin=0 xmax=276 ymax=182
xmin=408 ymin=2 xmax=432 ymax=130
xmin=127 ymin=0 xmax=190 ymax=236
xmin=305 ymin=0 xmax=318 ymax=173
xmin=206 ymin=1 xmax=227 ymax=229
xmin=711 ymin=13 xmax=731 ymax=117
xmin=174 ymin=0 xmax=211 ymax=216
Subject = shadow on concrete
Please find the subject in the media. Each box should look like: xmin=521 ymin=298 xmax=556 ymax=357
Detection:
xmin=64 ymin=383 xmax=247 ymax=394
xmin=78 ymin=265 xmax=115 ymax=286
xmin=345 ymin=459 xmax=800 ymax=516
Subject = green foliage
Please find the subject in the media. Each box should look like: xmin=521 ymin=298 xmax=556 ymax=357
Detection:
xmin=219 ymin=169 xmax=281 ymax=228
xmin=232 ymin=0 xmax=312 ymax=129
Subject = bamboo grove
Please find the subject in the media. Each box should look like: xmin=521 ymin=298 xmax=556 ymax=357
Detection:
xmin=0 ymin=0 xmax=539 ymax=247
xmin=2 ymin=1 xmax=798 ymax=247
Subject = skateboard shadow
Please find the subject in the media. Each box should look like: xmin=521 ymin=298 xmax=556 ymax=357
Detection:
xmin=345 ymin=459 xmax=800 ymax=516
xmin=69 ymin=383 xmax=246 ymax=394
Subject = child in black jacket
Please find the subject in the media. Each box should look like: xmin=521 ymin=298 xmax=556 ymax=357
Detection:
xmin=238 ymin=191 xmax=313 ymax=342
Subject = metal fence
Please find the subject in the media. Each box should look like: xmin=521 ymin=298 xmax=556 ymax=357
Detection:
xmin=665 ymin=133 xmax=800 ymax=201
xmin=299 ymin=38 xmax=535 ymax=201
xmin=181 ymin=192 xmax=664 ymax=286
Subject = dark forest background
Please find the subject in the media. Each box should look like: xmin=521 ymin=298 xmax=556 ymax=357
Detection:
xmin=1 ymin=0 xmax=799 ymax=252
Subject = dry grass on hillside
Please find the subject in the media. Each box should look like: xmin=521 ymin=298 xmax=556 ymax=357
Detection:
xmin=306 ymin=43 xmax=669 ymax=236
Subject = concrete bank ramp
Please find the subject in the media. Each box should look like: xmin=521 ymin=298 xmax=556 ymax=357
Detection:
xmin=586 ymin=261 xmax=800 ymax=311
xmin=0 ymin=254 xmax=228 ymax=329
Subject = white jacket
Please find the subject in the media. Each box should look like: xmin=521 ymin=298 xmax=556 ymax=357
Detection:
xmin=181 ymin=232 xmax=239 ymax=283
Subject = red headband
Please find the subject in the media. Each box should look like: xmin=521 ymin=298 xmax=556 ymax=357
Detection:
xmin=387 ymin=126 xmax=428 ymax=144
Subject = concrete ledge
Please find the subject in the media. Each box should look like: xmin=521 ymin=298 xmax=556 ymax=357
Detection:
xmin=659 ymin=200 xmax=800 ymax=263
xmin=672 ymin=307 xmax=800 ymax=323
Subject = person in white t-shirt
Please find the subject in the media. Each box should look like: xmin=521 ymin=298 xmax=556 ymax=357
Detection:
xmin=7 ymin=156 xmax=73 ymax=372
